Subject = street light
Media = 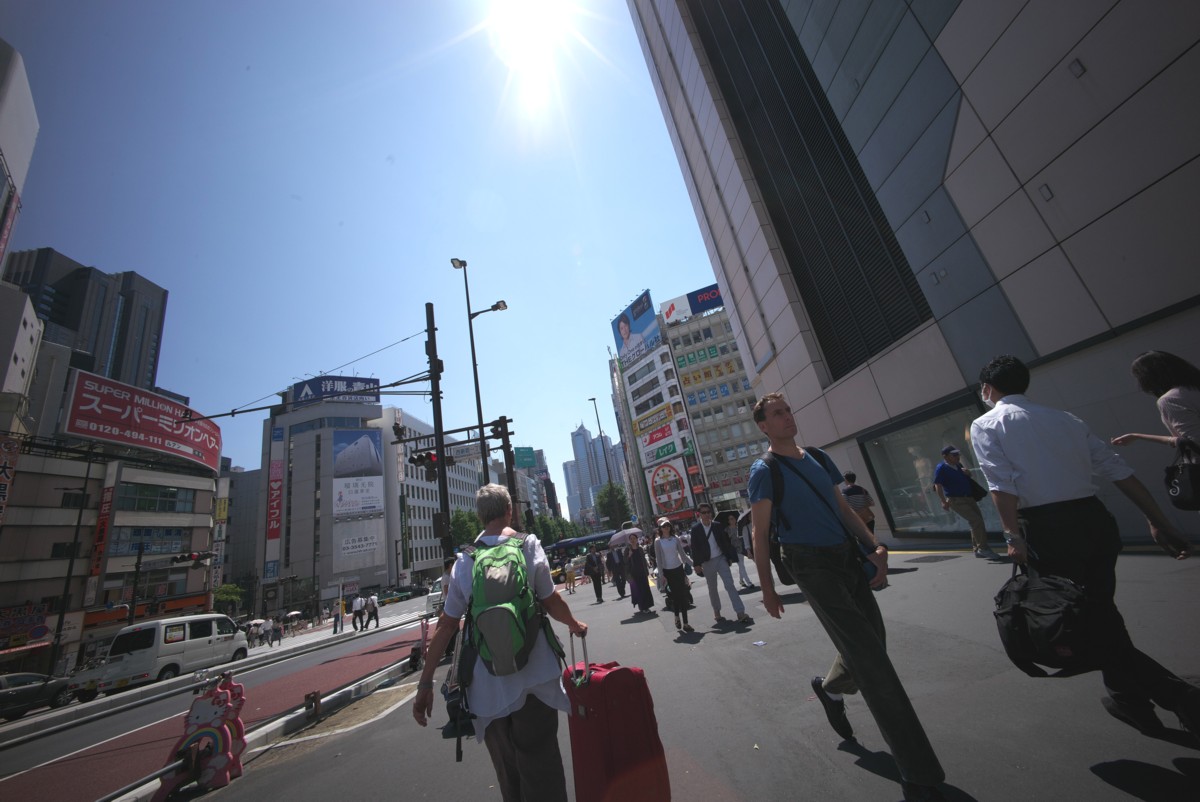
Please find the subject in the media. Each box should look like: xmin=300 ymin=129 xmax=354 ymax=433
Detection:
xmin=451 ymin=257 xmax=508 ymax=485
xmin=589 ymin=397 xmax=615 ymax=529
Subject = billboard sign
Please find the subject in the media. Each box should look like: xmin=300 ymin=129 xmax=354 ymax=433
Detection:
xmin=646 ymin=457 xmax=692 ymax=515
xmin=332 ymin=430 xmax=384 ymax=517
xmin=292 ymin=375 xmax=380 ymax=408
xmin=659 ymin=282 xmax=723 ymax=324
xmin=63 ymin=370 xmax=222 ymax=471
xmin=612 ymin=290 xmax=661 ymax=372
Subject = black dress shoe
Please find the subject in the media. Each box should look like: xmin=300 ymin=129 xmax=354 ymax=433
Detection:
xmin=811 ymin=676 xmax=854 ymax=740
xmin=1102 ymin=697 xmax=1164 ymax=735
xmin=901 ymin=781 xmax=947 ymax=801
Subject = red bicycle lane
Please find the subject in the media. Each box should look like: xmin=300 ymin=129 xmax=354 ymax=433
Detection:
xmin=0 ymin=632 xmax=422 ymax=802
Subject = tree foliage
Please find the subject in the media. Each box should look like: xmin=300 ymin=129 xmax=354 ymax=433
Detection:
xmin=595 ymin=483 xmax=632 ymax=531
xmin=213 ymin=583 xmax=243 ymax=616
xmin=450 ymin=508 xmax=483 ymax=547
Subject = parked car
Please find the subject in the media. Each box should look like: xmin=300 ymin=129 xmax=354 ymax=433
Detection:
xmin=68 ymin=613 xmax=249 ymax=702
xmin=0 ymin=673 xmax=73 ymax=720
xmin=377 ymin=589 xmax=410 ymax=606
xmin=394 ymin=584 xmax=429 ymax=597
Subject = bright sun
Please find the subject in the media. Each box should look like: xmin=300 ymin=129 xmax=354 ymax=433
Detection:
xmin=485 ymin=0 xmax=581 ymax=119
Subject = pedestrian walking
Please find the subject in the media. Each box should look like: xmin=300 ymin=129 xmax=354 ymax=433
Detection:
xmin=840 ymin=472 xmax=876 ymax=534
xmin=366 ymin=593 xmax=380 ymax=628
xmin=584 ymin=545 xmax=605 ymax=603
xmin=413 ymin=484 xmax=587 ymax=802
xmin=971 ymin=354 xmax=1197 ymax=742
xmin=1112 ymin=350 xmax=1200 ymax=499
xmin=689 ymin=503 xmax=750 ymax=626
xmin=625 ymin=538 xmax=655 ymax=615
xmin=653 ymin=517 xmax=694 ymax=633
xmin=564 ymin=559 xmax=576 ymax=594
xmin=606 ymin=547 xmax=627 ymax=599
xmin=720 ymin=510 xmax=754 ymax=589
xmin=352 ymin=594 xmax=366 ymax=631
xmin=933 ymin=446 xmax=998 ymax=558
xmin=749 ymin=392 xmax=946 ymax=801
xmin=332 ymin=597 xmax=343 ymax=634
xmin=262 ymin=617 xmax=275 ymax=647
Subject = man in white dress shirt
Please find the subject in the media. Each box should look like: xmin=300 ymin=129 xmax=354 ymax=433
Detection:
xmin=971 ymin=354 xmax=1196 ymax=742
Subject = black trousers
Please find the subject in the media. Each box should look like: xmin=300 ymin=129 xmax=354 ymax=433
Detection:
xmin=1021 ymin=496 xmax=1194 ymax=712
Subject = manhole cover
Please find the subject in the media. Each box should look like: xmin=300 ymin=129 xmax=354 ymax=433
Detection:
xmin=904 ymin=555 xmax=961 ymax=563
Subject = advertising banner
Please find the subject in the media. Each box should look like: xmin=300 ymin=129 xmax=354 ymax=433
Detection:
xmin=633 ymin=402 xmax=674 ymax=437
xmin=63 ymin=370 xmax=222 ymax=471
xmin=646 ymin=456 xmax=693 ymax=515
xmin=332 ymin=517 xmax=387 ymax=574
xmin=87 ymin=486 xmax=114 ymax=578
xmin=332 ymin=430 xmax=384 ymax=517
xmin=292 ymin=375 xmax=380 ymax=408
xmin=659 ymin=283 xmax=722 ymax=324
xmin=612 ymin=290 xmax=661 ymax=372
xmin=0 ymin=434 xmax=19 ymax=527
xmin=0 ymin=602 xmax=51 ymax=655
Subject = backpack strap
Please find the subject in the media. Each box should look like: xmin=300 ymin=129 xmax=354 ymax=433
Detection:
xmin=774 ymin=447 xmax=859 ymax=552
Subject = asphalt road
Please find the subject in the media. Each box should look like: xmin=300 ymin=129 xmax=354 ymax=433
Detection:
xmin=198 ymin=550 xmax=1200 ymax=801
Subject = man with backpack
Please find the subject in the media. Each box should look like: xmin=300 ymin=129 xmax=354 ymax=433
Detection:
xmin=748 ymin=392 xmax=947 ymax=802
xmin=365 ymin=592 xmax=380 ymax=629
xmin=971 ymin=355 xmax=1198 ymax=742
xmin=412 ymin=484 xmax=588 ymax=801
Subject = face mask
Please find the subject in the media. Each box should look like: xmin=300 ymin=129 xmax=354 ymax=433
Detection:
xmin=980 ymin=387 xmax=995 ymax=408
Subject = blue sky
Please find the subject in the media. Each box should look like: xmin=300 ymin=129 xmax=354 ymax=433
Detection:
xmin=0 ymin=0 xmax=715 ymax=504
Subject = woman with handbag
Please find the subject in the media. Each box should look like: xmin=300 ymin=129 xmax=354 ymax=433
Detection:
xmin=625 ymin=538 xmax=655 ymax=615
xmin=653 ymin=517 xmax=694 ymax=633
xmin=1112 ymin=351 xmax=1200 ymax=450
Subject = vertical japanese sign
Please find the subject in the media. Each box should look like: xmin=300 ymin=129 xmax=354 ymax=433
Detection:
xmin=264 ymin=426 xmax=284 ymax=581
xmin=0 ymin=435 xmax=20 ymax=527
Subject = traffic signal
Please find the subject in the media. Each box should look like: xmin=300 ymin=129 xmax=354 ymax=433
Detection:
xmin=172 ymin=551 xmax=213 ymax=569
xmin=409 ymin=451 xmax=439 ymax=481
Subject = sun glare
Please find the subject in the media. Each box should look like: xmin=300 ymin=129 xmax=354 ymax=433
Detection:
xmin=485 ymin=0 xmax=580 ymax=119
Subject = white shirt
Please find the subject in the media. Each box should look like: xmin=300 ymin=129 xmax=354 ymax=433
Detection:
xmin=443 ymin=533 xmax=566 ymax=741
xmin=352 ymin=596 xmax=365 ymax=612
xmin=704 ymin=524 xmax=721 ymax=562
xmin=970 ymin=394 xmax=1133 ymax=509
xmin=654 ymin=535 xmax=687 ymax=570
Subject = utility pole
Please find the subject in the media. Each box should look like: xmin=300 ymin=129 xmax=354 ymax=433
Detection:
xmin=426 ymin=303 xmax=453 ymax=558
xmin=127 ymin=542 xmax=146 ymax=625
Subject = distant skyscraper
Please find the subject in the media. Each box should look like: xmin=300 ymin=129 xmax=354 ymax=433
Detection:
xmin=4 ymin=248 xmax=168 ymax=389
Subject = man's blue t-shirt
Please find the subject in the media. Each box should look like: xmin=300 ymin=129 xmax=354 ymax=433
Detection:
xmin=932 ymin=461 xmax=971 ymax=497
xmin=748 ymin=450 xmax=845 ymax=546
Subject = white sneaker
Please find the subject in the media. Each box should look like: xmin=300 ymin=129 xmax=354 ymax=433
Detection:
xmin=975 ymin=548 xmax=999 ymax=559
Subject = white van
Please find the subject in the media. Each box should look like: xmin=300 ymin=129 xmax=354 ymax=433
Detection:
xmin=70 ymin=614 xmax=248 ymax=701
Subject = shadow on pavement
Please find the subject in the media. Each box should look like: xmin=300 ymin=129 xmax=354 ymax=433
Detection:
xmin=1091 ymin=757 xmax=1200 ymax=800
xmin=776 ymin=590 xmax=807 ymax=605
xmin=838 ymin=741 xmax=979 ymax=801
xmin=618 ymin=612 xmax=662 ymax=625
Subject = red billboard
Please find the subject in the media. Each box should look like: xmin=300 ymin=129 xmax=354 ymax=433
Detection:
xmin=64 ymin=370 xmax=222 ymax=471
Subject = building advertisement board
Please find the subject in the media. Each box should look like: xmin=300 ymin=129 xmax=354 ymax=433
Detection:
xmin=86 ymin=486 xmax=114 ymax=587
xmin=612 ymin=290 xmax=661 ymax=372
xmin=659 ymin=282 xmax=723 ymax=324
xmin=264 ymin=426 xmax=284 ymax=582
xmin=646 ymin=457 xmax=692 ymax=515
xmin=63 ymin=370 xmax=222 ymax=471
xmin=332 ymin=430 xmax=384 ymax=517
xmin=332 ymin=517 xmax=387 ymax=574
xmin=0 ymin=434 xmax=20 ymax=527
xmin=291 ymin=375 xmax=381 ymax=408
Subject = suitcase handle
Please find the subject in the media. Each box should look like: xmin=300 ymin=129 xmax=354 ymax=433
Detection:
xmin=568 ymin=632 xmax=591 ymax=684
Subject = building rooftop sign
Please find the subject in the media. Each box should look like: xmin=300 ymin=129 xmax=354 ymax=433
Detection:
xmin=291 ymin=375 xmax=381 ymax=408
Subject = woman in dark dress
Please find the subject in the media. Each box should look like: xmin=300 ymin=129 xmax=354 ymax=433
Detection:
xmin=626 ymin=537 xmax=655 ymax=614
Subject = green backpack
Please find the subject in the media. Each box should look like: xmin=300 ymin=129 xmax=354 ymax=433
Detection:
xmin=467 ymin=536 xmax=546 ymax=677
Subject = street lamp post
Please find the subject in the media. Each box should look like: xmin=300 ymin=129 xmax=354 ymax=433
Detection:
xmin=49 ymin=445 xmax=95 ymax=675
xmin=589 ymin=397 xmax=615 ymax=529
xmin=451 ymin=258 xmax=507 ymax=486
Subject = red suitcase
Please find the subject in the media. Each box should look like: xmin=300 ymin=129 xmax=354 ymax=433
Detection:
xmin=563 ymin=635 xmax=671 ymax=802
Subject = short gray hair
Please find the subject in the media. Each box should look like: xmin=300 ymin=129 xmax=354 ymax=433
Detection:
xmin=476 ymin=483 xmax=511 ymax=525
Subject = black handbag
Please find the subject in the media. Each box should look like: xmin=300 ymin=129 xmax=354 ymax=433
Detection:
xmin=969 ymin=475 xmax=989 ymax=502
xmin=993 ymin=563 xmax=1097 ymax=678
xmin=1164 ymin=438 xmax=1200 ymax=511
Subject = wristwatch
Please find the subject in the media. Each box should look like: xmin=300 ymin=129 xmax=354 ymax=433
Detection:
xmin=1003 ymin=531 xmax=1022 ymax=544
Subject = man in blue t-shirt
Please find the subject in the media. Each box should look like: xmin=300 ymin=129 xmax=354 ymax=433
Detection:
xmin=748 ymin=392 xmax=946 ymax=801
xmin=932 ymin=445 xmax=997 ymax=559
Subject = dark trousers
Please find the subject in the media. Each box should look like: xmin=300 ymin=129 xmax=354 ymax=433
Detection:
xmin=662 ymin=566 xmax=692 ymax=622
xmin=612 ymin=568 xmax=627 ymax=598
xmin=587 ymin=572 xmax=604 ymax=601
xmin=783 ymin=540 xmax=944 ymax=786
xmin=352 ymin=610 xmax=365 ymax=630
xmin=1021 ymin=496 xmax=1194 ymax=712
xmin=483 ymin=694 xmax=568 ymax=802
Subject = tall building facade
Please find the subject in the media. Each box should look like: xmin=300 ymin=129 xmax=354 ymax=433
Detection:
xmin=4 ymin=248 xmax=168 ymax=390
xmin=630 ymin=1 xmax=1200 ymax=539
xmin=0 ymin=37 xmax=38 ymax=266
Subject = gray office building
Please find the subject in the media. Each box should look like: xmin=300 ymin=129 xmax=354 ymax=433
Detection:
xmin=629 ymin=1 xmax=1200 ymax=540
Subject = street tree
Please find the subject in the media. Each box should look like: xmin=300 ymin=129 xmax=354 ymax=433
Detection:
xmin=450 ymin=508 xmax=483 ymax=546
xmin=595 ymin=483 xmax=632 ymax=531
xmin=213 ymin=583 xmax=243 ymax=617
